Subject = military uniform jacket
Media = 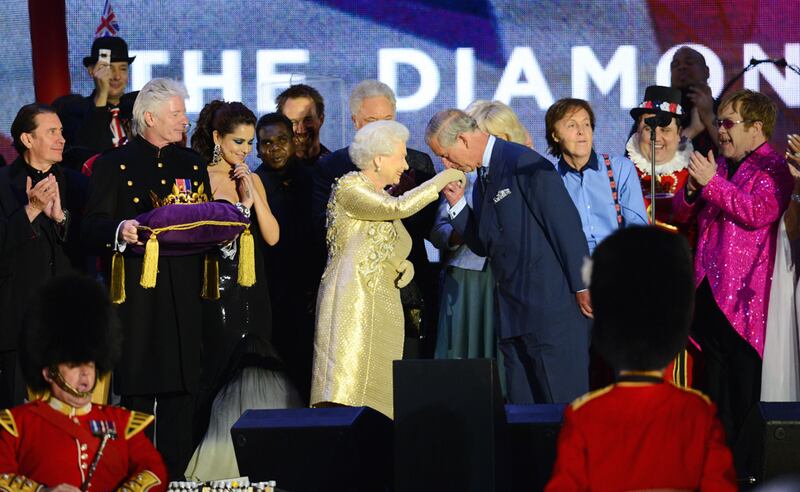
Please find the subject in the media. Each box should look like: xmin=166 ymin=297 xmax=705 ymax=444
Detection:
xmin=81 ymin=136 xmax=210 ymax=394
xmin=546 ymin=381 xmax=737 ymax=491
xmin=0 ymin=399 xmax=166 ymax=491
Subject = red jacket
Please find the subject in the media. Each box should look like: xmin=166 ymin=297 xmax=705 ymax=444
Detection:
xmin=0 ymin=399 xmax=167 ymax=491
xmin=546 ymin=381 xmax=736 ymax=491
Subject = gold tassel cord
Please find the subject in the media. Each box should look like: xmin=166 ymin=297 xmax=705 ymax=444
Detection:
xmin=110 ymin=252 xmax=126 ymax=304
xmin=133 ymin=220 xmax=249 ymax=289
xmin=201 ymin=253 xmax=221 ymax=300
xmin=139 ymin=233 xmax=160 ymax=288
xmin=237 ymin=227 xmax=256 ymax=287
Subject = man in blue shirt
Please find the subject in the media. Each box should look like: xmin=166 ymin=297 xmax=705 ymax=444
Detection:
xmin=545 ymin=98 xmax=648 ymax=253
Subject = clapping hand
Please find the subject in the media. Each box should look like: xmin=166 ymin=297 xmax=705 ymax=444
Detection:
xmin=787 ymin=134 xmax=800 ymax=181
xmin=25 ymin=175 xmax=57 ymax=221
xmin=688 ymin=150 xmax=717 ymax=187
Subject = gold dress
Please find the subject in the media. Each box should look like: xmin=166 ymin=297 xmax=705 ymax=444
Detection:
xmin=311 ymin=171 xmax=445 ymax=418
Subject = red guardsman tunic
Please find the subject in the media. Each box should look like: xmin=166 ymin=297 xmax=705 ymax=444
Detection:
xmin=546 ymin=379 xmax=736 ymax=491
xmin=0 ymin=398 xmax=166 ymax=491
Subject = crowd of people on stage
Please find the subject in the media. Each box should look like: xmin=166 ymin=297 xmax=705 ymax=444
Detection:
xmin=1 ymin=33 xmax=800 ymax=489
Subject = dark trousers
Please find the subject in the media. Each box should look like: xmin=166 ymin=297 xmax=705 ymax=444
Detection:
xmin=122 ymin=392 xmax=194 ymax=481
xmin=693 ymin=279 xmax=762 ymax=446
xmin=499 ymin=317 xmax=590 ymax=404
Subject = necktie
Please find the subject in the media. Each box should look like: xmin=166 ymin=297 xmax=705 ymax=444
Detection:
xmin=110 ymin=107 xmax=126 ymax=147
xmin=477 ymin=166 xmax=488 ymax=195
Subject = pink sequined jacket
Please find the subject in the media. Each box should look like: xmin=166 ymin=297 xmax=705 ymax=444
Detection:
xmin=673 ymin=144 xmax=793 ymax=356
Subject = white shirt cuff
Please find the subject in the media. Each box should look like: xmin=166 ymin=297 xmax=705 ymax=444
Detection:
xmin=448 ymin=197 xmax=467 ymax=220
xmin=114 ymin=221 xmax=128 ymax=252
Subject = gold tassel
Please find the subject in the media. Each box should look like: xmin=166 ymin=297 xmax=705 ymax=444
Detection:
xmin=201 ymin=254 xmax=220 ymax=300
xmin=110 ymin=252 xmax=126 ymax=304
xmin=139 ymin=233 xmax=159 ymax=288
xmin=237 ymin=227 xmax=256 ymax=287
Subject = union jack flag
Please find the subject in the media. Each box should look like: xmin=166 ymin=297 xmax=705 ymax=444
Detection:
xmin=94 ymin=0 xmax=120 ymax=38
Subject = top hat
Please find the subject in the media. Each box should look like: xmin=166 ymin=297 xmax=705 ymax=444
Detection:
xmin=630 ymin=85 xmax=683 ymax=122
xmin=82 ymin=36 xmax=136 ymax=67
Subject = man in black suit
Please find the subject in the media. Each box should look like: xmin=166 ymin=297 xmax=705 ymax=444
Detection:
xmin=427 ymin=109 xmax=591 ymax=404
xmin=57 ymin=37 xmax=137 ymax=155
xmin=313 ymin=79 xmax=440 ymax=356
xmin=0 ymin=103 xmax=86 ymax=407
xmin=81 ymin=78 xmax=208 ymax=480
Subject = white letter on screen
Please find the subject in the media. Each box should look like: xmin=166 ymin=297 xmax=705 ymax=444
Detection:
xmin=128 ymin=50 xmax=169 ymax=91
xmin=493 ymin=47 xmax=553 ymax=110
xmin=743 ymin=43 xmax=799 ymax=107
xmin=183 ymin=50 xmax=242 ymax=113
xmin=456 ymin=48 xmax=475 ymax=109
xmin=379 ymin=48 xmax=440 ymax=112
xmin=256 ymin=49 xmax=309 ymax=113
xmin=656 ymin=44 xmax=724 ymax=98
xmin=572 ymin=45 xmax=638 ymax=108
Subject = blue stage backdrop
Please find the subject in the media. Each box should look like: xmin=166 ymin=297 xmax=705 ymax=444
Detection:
xmin=1 ymin=0 xmax=798 ymax=166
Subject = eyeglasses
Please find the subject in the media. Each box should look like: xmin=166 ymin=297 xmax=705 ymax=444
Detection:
xmin=715 ymin=119 xmax=751 ymax=129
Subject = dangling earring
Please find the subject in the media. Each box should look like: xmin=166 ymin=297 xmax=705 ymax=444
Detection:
xmin=210 ymin=144 xmax=221 ymax=166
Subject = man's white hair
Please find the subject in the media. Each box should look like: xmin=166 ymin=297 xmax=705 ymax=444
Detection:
xmin=131 ymin=78 xmax=188 ymax=137
xmin=349 ymin=80 xmax=396 ymax=117
xmin=348 ymin=120 xmax=408 ymax=171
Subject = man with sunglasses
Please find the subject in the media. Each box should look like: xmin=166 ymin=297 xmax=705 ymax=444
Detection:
xmin=672 ymin=89 xmax=794 ymax=447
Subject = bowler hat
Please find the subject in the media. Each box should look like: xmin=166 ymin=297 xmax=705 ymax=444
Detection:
xmin=82 ymin=36 xmax=136 ymax=67
xmin=630 ymin=85 xmax=683 ymax=122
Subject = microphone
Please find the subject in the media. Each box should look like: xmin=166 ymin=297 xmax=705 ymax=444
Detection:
xmin=644 ymin=113 xmax=672 ymax=128
xmin=749 ymin=57 xmax=788 ymax=68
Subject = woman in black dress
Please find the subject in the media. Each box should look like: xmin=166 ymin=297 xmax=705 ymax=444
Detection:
xmin=187 ymin=100 xmax=300 ymax=480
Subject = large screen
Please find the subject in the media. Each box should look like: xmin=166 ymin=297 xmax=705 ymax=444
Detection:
xmin=1 ymin=0 xmax=798 ymax=167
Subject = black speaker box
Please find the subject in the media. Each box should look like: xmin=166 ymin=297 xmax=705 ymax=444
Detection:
xmin=737 ymin=402 xmax=800 ymax=484
xmin=231 ymin=406 xmax=393 ymax=491
xmin=506 ymin=404 xmax=565 ymax=491
xmin=393 ymin=358 xmax=509 ymax=492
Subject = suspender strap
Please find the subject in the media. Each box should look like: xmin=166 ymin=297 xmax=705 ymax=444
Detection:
xmin=602 ymin=154 xmax=623 ymax=228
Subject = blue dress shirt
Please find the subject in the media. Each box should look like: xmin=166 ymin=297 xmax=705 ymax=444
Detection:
xmin=557 ymin=151 xmax=648 ymax=253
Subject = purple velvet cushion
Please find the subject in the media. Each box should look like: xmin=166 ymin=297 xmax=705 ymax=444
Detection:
xmin=130 ymin=201 xmax=249 ymax=256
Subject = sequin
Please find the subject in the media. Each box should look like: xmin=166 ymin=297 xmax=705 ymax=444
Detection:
xmin=672 ymin=143 xmax=793 ymax=356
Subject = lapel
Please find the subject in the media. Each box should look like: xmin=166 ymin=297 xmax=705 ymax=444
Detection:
xmin=475 ymin=139 xmax=507 ymax=241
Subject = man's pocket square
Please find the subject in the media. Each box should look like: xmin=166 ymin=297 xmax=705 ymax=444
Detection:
xmin=493 ymin=188 xmax=511 ymax=203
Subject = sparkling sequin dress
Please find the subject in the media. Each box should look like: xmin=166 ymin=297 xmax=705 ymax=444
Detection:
xmin=186 ymin=206 xmax=302 ymax=480
xmin=311 ymin=171 xmax=442 ymax=418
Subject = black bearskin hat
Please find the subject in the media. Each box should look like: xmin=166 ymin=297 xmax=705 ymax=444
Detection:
xmin=19 ymin=274 xmax=122 ymax=393
xmin=590 ymin=226 xmax=694 ymax=372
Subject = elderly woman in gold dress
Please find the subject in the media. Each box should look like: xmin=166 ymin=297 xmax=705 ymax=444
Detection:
xmin=311 ymin=120 xmax=464 ymax=418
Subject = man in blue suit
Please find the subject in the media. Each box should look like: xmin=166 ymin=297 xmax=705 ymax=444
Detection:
xmin=426 ymin=109 xmax=592 ymax=404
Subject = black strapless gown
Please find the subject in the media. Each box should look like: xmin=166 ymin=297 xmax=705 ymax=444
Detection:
xmin=187 ymin=208 xmax=301 ymax=480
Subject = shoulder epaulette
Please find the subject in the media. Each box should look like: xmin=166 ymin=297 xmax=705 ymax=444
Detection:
xmin=125 ymin=411 xmax=154 ymax=440
xmin=671 ymin=383 xmax=712 ymax=405
xmin=0 ymin=409 xmax=18 ymax=438
xmin=570 ymin=384 xmax=615 ymax=411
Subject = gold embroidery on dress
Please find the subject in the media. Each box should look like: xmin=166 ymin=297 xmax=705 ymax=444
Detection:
xmin=358 ymin=222 xmax=396 ymax=289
